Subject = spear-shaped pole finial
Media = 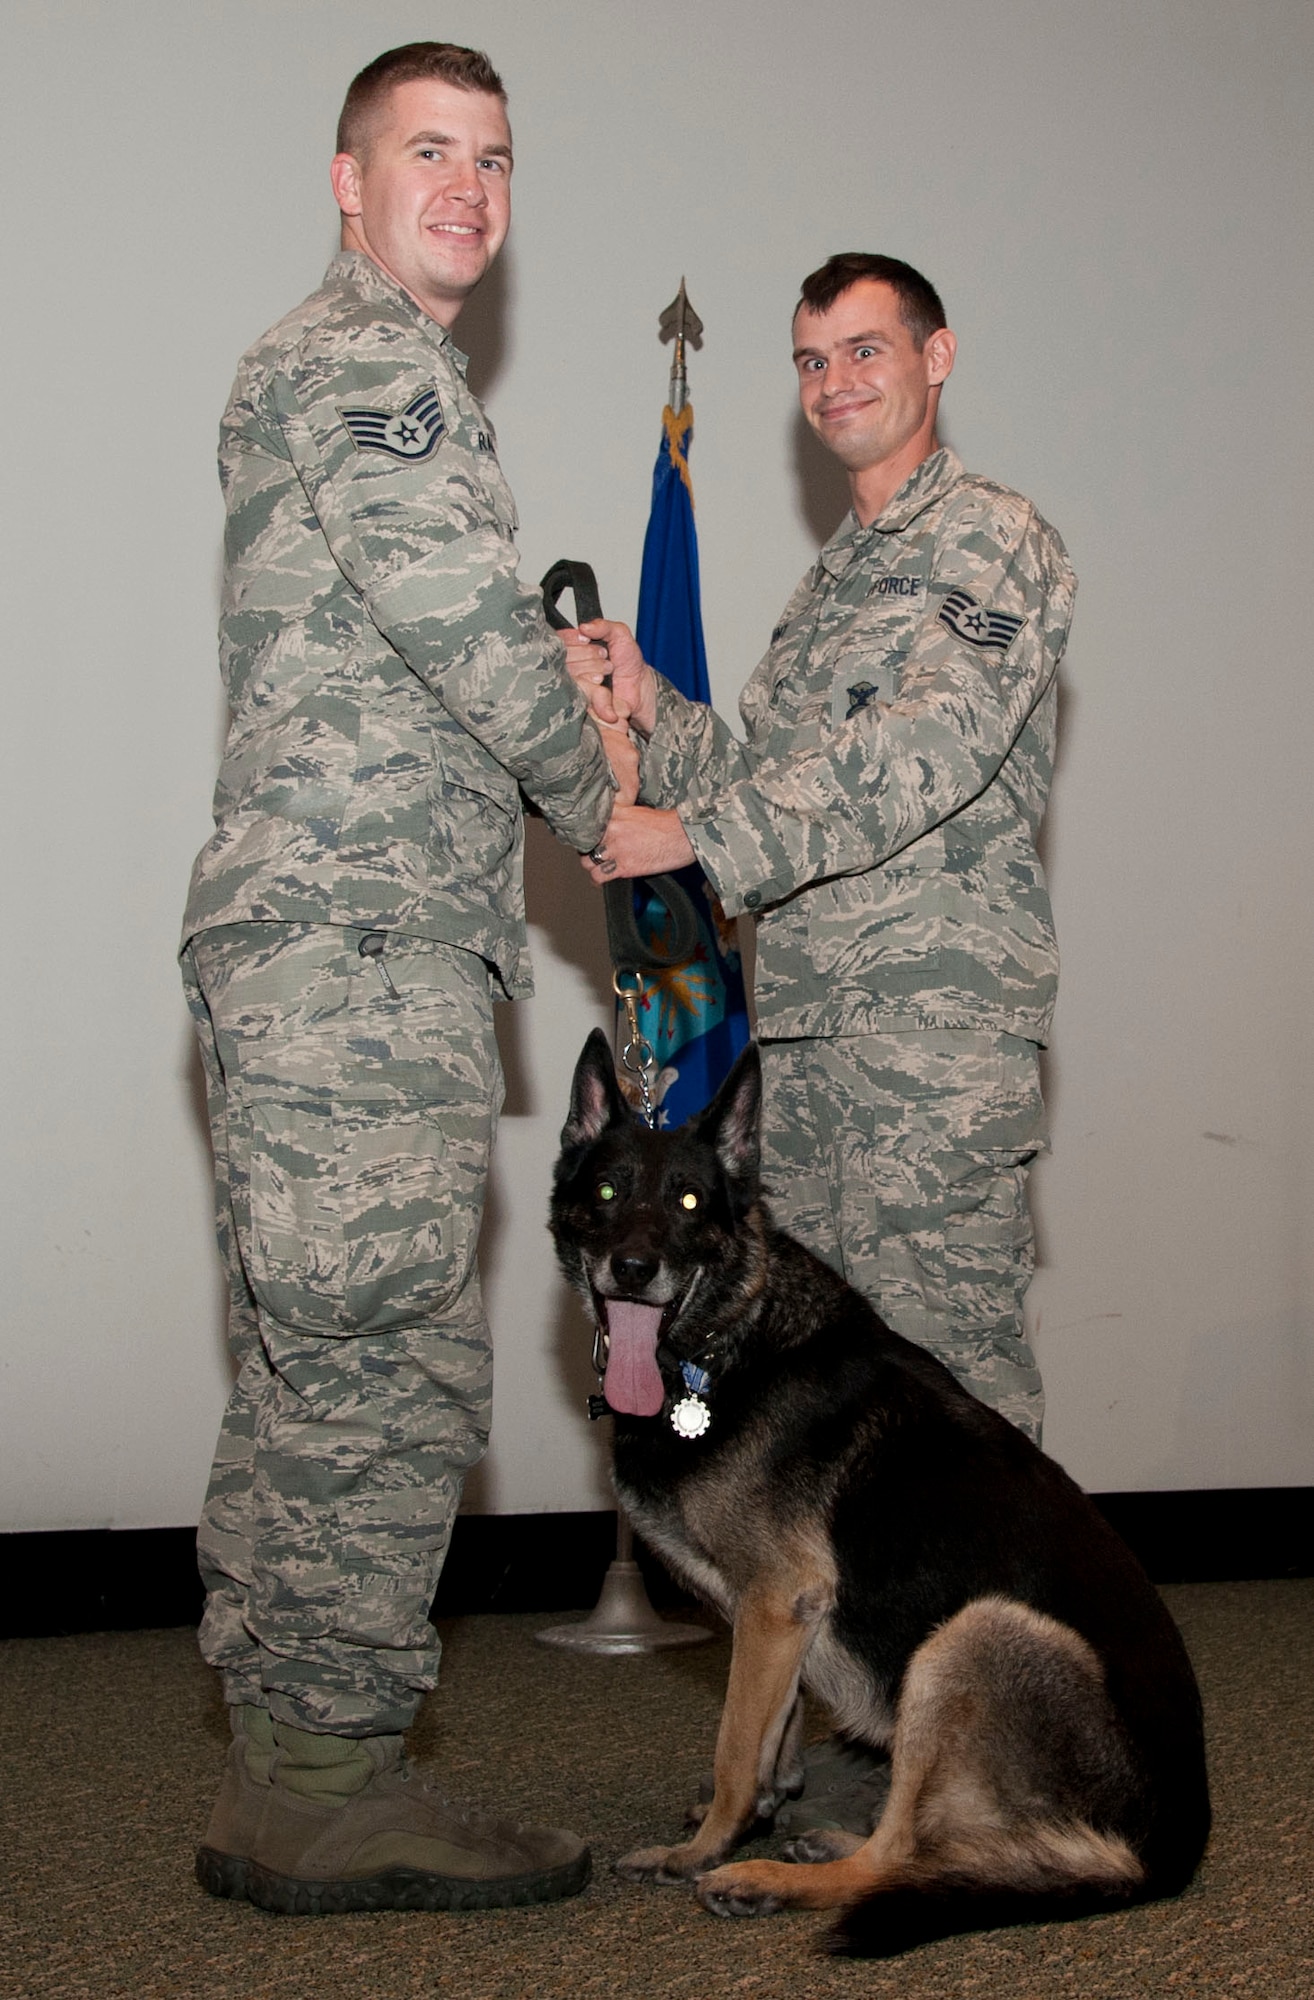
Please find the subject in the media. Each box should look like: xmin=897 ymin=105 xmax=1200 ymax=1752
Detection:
xmin=658 ymin=279 xmax=704 ymax=416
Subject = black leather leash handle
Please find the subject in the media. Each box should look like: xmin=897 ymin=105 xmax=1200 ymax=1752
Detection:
xmin=602 ymin=869 xmax=701 ymax=971
xmin=541 ymin=558 xmax=604 ymax=634
xmin=541 ymin=557 xmax=701 ymax=974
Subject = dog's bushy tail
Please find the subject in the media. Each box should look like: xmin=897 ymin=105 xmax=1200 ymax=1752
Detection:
xmin=827 ymin=1872 xmax=1141 ymax=1959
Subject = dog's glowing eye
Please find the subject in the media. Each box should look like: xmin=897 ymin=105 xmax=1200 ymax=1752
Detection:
xmin=598 ymin=1182 xmax=617 ymax=1203
xmin=680 ymin=1190 xmax=700 ymax=1211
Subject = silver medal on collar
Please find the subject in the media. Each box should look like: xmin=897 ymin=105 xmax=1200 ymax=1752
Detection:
xmin=670 ymin=1395 xmax=711 ymax=1439
xmin=670 ymin=1361 xmax=712 ymax=1440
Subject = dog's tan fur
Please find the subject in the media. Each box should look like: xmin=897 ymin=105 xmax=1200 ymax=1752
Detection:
xmin=617 ymin=1528 xmax=835 ymax=1882
xmin=552 ymin=1032 xmax=1210 ymax=1956
xmin=694 ymin=1598 xmax=1144 ymax=1917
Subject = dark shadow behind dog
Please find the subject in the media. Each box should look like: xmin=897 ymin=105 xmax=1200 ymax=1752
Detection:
xmin=550 ymin=1029 xmax=1210 ymax=1959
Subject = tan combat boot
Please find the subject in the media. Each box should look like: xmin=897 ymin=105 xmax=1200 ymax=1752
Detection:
xmin=195 ymin=1703 xmax=276 ymax=1899
xmin=244 ymin=1724 xmax=591 ymax=1914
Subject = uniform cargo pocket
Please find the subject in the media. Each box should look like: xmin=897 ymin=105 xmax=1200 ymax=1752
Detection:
xmin=245 ymin=1094 xmax=479 ymax=1337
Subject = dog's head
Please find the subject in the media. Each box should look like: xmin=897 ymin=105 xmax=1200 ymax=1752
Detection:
xmin=550 ymin=1029 xmax=763 ymax=1416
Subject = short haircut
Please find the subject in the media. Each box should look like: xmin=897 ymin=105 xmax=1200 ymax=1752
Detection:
xmin=336 ymin=42 xmax=506 ymax=158
xmin=796 ymin=253 xmax=947 ymax=349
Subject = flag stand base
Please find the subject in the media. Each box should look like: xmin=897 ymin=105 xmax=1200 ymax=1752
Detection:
xmin=535 ymin=1513 xmax=713 ymax=1655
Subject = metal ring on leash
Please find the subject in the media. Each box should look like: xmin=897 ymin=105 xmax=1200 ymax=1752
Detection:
xmin=614 ymin=968 xmax=658 ymax=1129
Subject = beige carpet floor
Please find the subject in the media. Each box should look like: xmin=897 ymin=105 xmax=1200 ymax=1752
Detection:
xmin=2 ymin=1580 xmax=1312 ymax=1999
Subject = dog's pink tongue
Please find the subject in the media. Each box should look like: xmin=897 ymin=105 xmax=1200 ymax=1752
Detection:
xmin=603 ymin=1300 xmax=666 ymax=1416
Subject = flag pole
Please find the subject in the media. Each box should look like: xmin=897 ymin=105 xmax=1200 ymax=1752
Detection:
xmin=536 ymin=285 xmax=714 ymax=1656
xmin=660 ymin=276 xmax=703 ymax=415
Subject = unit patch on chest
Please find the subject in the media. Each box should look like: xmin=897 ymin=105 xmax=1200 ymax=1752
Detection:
xmin=938 ymin=588 xmax=1025 ymax=651
xmin=339 ymin=387 xmax=446 ymax=462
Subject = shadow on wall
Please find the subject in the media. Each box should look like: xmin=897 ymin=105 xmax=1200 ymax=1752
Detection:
xmin=496 ymin=814 xmax=616 ymax=1118
xmin=457 ymin=251 xmax=510 ymax=404
xmin=548 ymin=1267 xmax=611 ymax=1450
xmin=462 ymin=1160 xmax=608 ymax=1512
xmin=791 ymin=408 xmax=851 ymax=546
xmin=465 ymin=814 xmax=616 ymax=1513
xmin=178 ymin=1020 xmax=235 ymax=1382
xmin=789 ymin=406 xmax=970 ymax=546
xmin=1030 ymin=666 xmax=1077 ymax=1287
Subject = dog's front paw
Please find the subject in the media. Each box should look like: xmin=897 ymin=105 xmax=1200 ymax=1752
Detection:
xmin=696 ymin=1860 xmax=791 ymax=1918
xmin=782 ymin=1826 xmax=865 ymax=1864
xmin=683 ymin=1795 xmax=711 ymax=1831
xmin=615 ymin=1842 xmax=706 ymax=1884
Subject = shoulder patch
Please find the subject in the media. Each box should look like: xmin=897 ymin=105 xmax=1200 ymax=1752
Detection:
xmin=938 ymin=588 xmax=1025 ymax=651
xmin=339 ymin=387 xmax=445 ymax=462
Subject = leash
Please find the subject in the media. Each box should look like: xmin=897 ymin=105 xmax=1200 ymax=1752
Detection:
xmin=543 ymin=560 xmax=719 ymax=1436
xmin=542 ymin=558 xmax=701 ymax=1130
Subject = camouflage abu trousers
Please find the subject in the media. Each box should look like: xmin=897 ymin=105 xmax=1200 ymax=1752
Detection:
xmin=759 ymin=1029 xmax=1046 ymax=1440
xmin=182 ymin=922 xmax=501 ymax=1735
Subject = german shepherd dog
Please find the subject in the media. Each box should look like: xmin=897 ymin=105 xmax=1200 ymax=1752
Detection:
xmin=550 ymin=1030 xmax=1210 ymax=1958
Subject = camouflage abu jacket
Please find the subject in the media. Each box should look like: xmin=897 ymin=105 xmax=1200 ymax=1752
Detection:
xmin=182 ymin=252 xmax=612 ymax=997
xmin=639 ymin=448 xmax=1075 ymax=1042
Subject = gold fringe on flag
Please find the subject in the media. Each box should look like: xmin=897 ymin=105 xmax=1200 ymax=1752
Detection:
xmin=661 ymin=402 xmax=696 ymax=502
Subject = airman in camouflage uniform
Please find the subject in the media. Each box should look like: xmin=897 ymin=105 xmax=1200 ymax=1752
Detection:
xmin=183 ymin=44 xmax=608 ymax=1912
xmin=573 ymin=255 xmax=1075 ymax=1444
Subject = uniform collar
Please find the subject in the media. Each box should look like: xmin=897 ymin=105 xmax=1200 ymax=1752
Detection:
xmin=325 ymin=251 xmax=470 ymax=375
xmin=818 ymin=446 xmax=964 ymax=577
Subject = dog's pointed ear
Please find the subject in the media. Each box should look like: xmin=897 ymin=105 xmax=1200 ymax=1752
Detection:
xmin=561 ymin=1028 xmax=628 ymax=1148
xmin=697 ymin=1040 xmax=761 ymax=1184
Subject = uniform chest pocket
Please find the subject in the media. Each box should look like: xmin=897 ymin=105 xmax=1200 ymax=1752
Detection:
xmin=832 ymin=649 xmax=908 ymax=727
xmin=765 ymin=680 xmax=831 ymax=754
xmin=832 ymin=584 xmax=928 ymax=656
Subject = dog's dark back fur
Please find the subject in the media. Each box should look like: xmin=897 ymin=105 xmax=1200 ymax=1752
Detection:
xmin=552 ymin=1032 xmax=1210 ymax=1954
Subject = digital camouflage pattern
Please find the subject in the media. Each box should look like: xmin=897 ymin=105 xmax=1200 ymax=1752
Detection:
xmin=636 ymin=447 xmax=1074 ymax=1432
xmin=182 ymin=251 xmax=613 ymax=993
xmin=184 ymin=923 xmax=499 ymax=1734
xmin=180 ymin=250 xmax=609 ymax=1731
xmin=638 ymin=447 xmax=1075 ymax=1042
xmin=760 ymin=1030 xmax=1046 ymax=1440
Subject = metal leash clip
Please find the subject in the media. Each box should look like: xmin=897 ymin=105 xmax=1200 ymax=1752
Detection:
xmin=614 ymin=968 xmax=659 ymax=1129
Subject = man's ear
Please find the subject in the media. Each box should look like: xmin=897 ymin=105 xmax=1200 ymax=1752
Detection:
xmin=925 ymin=327 xmax=957 ymax=389
xmin=330 ymin=151 xmax=363 ymax=219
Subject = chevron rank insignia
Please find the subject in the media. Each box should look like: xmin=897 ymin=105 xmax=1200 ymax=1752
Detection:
xmin=938 ymin=589 xmax=1025 ymax=651
xmin=339 ymin=387 xmax=445 ymax=462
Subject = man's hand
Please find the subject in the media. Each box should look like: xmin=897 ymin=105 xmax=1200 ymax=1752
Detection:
xmin=566 ymin=619 xmax=658 ymax=735
xmin=583 ymin=806 xmax=695 ymax=883
xmin=595 ymin=717 xmax=640 ymax=806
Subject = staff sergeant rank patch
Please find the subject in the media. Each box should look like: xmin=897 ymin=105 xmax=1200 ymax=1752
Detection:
xmin=938 ymin=588 xmax=1025 ymax=651
xmin=339 ymin=387 xmax=445 ymax=462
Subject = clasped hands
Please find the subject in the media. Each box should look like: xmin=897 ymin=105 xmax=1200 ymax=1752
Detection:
xmin=562 ymin=618 xmax=695 ymax=882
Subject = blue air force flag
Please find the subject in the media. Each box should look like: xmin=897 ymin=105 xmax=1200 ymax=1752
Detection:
xmin=627 ymin=404 xmax=751 ymax=1127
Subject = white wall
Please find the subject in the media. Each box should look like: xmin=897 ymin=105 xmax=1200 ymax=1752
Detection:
xmin=2 ymin=0 xmax=1310 ymax=1529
